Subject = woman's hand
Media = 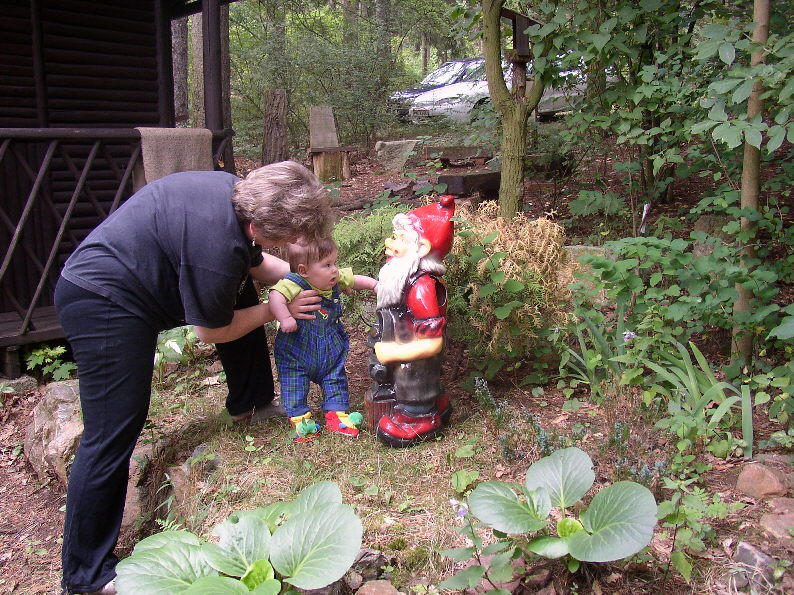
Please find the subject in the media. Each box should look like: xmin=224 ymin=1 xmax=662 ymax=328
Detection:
xmin=288 ymin=290 xmax=322 ymax=320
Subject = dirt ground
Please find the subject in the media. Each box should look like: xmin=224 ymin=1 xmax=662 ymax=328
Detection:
xmin=1 ymin=148 xmax=791 ymax=593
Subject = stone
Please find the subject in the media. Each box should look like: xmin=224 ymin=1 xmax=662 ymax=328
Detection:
xmin=692 ymin=215 xmax=731 ymax=259
xmin=730 ymin=541 xmax=774 ymax=591
xmin=374 ymin=140 xmax=418 ymax=172
xmin=760 ymin=513 xmax=794 ymax=542
xmin=735 ymin=463 xmax=788 ymax=498
xmin=353 ymin=548 xmax=392 ymax=581
xmin=23 ymin=380 xmax=82 ymax=485
xmin=755 ymin=452 xmax=794 ymax=467
xmin=769 ymin=497 xmax=794 ymax=514
xmin=533 ymin=584 xmax=556 ymax=595
xmin=1 ymin=374 xmax=37 ymax=395
xmin=344 ymin=569 xmax=363 ymax=591
xmin=356 ymin=580 xmax=400 ymax=595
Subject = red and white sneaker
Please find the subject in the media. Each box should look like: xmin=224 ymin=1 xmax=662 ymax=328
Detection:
xmin=325 ymin=411 xmax=361 ymax=437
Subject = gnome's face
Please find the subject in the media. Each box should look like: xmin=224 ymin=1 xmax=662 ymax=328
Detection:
xmin=377 ymin=215 xmax=430 ymax=309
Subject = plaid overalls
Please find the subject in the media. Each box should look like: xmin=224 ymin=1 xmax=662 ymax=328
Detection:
xmin=274 ymin=272 xmax=350 ymax=417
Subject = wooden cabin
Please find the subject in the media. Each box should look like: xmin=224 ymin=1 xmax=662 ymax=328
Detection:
xmin=1 ymin=0 xmax=236 ymax=377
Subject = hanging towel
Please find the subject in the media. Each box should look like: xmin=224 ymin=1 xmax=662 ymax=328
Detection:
xmin=133 ymin=127 xmax=213 ymax=191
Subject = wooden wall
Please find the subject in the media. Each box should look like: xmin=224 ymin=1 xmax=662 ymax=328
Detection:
xmin=0 ymin=0 xmax=166 ymax=321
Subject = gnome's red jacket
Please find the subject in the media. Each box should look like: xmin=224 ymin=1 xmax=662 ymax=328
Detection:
xmin=405 ymin=272 xmax=447 ymax=339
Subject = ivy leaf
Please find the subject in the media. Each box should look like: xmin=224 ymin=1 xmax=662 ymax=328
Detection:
xmin=709 ymin=78 xmax=741 ymax=94
xmin=439 ymin=546 xmax=477 ymax=561
xmin=767 ymin=125 xmax=786 ymax=152
xmin=451 ymin=469 xmax=479 ymax=493
xmin=491 ymin=271 xmax=506 ymax=284
xmin=503 ymin=279 xmax=525 ymax=293
xmin=745 ymin=127 xmax=762 ymax=149
xmin=671 ymin=551 xmax=692 ymax=582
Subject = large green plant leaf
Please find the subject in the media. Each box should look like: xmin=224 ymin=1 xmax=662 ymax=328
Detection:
xmin=202 ymin=515 xmax=271 ymax=577
xmin=184 ymin=576 xmax=249 ymax=593
xmin=131 ymin=530 xmax=202 ymax=555
xmin=242 ymin=503 xmax=294 ymax=532
xmin=270 ymin=503 xmax=362 ymax=589
xmin=468 ymin=482 xmax=549 ymax=534
xmin=115 ymin=541 xmax=216 ymax=594
xmin=290 ymin=481 xmax=343 ymax=517
xmin=524 ymin=447 xmax=595 ymax=509
xmin=527 ymin=536 xmax=569 ymax=559
xmin=566 ymin=481 xmax=657 ymax=562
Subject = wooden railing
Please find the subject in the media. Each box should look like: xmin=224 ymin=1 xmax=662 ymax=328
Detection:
xmin=0 ymin=127 xmax=234 ymax=373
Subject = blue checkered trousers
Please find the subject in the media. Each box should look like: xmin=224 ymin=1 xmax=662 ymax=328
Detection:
xmin=274 ymin=272 xmax=351 ymax=417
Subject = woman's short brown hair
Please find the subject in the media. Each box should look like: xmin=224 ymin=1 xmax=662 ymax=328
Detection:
xmin=231 ymin=161 xmax=331 ymax=242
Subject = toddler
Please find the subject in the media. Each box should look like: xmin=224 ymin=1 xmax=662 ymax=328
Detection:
xmin=269 ymin=237 xmax=377 ymax=442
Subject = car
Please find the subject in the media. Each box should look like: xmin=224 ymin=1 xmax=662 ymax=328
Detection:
xmin=408 ymin=59 xmax=585 ymax=123
xmin=389 ymin=59 xmax=483 ymax=120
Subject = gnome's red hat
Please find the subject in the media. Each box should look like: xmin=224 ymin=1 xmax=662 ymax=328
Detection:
xmin=406 ymin=195 xmax=455 ymax=259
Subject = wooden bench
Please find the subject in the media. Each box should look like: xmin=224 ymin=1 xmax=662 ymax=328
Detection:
xmin=438 ymin=170 xmax=501 ymax=196
xmin=308 ymin=106 xmax=356 ymax=182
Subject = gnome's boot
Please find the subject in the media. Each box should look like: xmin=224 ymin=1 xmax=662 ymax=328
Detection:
xmin=376 ymin=407 xmax=442 ymax=448
xmin=436 ymin=394 xmax=452 ymax=426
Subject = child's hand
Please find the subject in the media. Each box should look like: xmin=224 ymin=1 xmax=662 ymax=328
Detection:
xmin=372 ymin=282 xmax=378 ymax=293
xmin=280 ymin=317 xmax=298 ymax=332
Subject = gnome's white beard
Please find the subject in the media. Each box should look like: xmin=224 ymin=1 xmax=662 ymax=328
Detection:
xmin=376 ymin=254 xmax=447 ymax=309
xmin=377 ymin=255 xmax=419 ymax=309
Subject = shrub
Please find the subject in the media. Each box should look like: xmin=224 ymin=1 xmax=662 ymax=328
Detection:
xmin=445 ymin=201 xmax=573 ymax=378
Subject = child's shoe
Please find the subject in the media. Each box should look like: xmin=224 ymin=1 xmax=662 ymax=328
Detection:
xmin=290 ymin=413 xmax=321 ymax=443
xmin=325 ymin=411 xmax=362 ymax=437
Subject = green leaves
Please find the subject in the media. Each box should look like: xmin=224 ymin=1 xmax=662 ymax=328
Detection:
xmin=524 ymin=447 xmax=595 ymax=509
xmin=270 ymin=503 xmax=362 ymax=590
xmin=566 ymin=482 xmax=657 ymax=562
xmin=115 ymin=482 xmax=362 ymax=594
xmin=468 ymin=482 xmax=550 ymax=534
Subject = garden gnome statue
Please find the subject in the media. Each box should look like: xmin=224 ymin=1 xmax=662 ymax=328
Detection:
xmin=365 ymin=195 xmax=454 ymax=447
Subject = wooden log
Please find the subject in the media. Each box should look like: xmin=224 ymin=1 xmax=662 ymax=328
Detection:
xmin=438 ymin=170 xmax=500 ymax=195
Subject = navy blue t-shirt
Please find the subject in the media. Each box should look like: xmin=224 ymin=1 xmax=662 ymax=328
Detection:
xmin=61 ymin=171 xmax=263 ymax=331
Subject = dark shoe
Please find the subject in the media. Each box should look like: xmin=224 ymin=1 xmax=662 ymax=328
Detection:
xmin=230 ymin=409 xmax=254 ymax=425
xmin=377 ymin=409 xmax=441 ymax=448
xmin=251 ymin=401 xmax=287 ymax=422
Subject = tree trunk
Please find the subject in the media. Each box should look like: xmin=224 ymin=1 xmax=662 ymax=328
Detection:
xmin=732 ymin=0 xmax=769 ymax=367
xmin=190 ymin=14 xmax=205 ymax=127
xmin=262 ymin=89 xmax=288 ymax=165
xmin=481 ymin=0 xmax=543 ymax=218
xmin=421 ymin=32 xmax=429 ymax=75
xmin=172 ymin=17 xmax=189 ymax=124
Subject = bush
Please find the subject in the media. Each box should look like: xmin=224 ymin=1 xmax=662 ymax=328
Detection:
xmin=445 ymin=201 xmax=573 ymax=379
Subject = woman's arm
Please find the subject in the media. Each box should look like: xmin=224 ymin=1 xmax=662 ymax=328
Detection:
xmin=194 ymin=291 xmax=319 ymax=344
xmin=249 ymin=251 xmax=290 ymax=285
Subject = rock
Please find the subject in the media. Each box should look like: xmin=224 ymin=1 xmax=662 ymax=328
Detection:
xmin=353 ymin=548 xmax=393 ymax=581
xmin=769 ymin=497 xmax=794 ymax=514
xmin=23 ymin=380 xmax=82 ymax=485
xmin=166 ymin=462 xmax=192 ymax=508
xmin=187 ymin=443 xmax=221 ymax=475
xmin=755 ymin=452 xmax=794 ymax=467
xmin=524 ymin=568 xmax=551 ymax=588
xmin=760 ymin=513 xmax=794 ymax=542
xmin=344 ymin=569 xmax=363 ymax=591
xmin=121 ymin=441 xmax=155 ymax=530
xmin=1 ymin=374 xmax=37 ymax=395
xmin=692 ymin=215 xmax=731 ymax=259
xmin=735 ymin=463 xmax=788 ymax=498
xmin=730 ymin=542 xmax=774 ymax=591
xmin=374 ymin=140 xmax=418 ymax=172
xmin=356 ymin=580 xmax=400 ymax=595
xmin=533 ymin=584 xmax=556 ymax=595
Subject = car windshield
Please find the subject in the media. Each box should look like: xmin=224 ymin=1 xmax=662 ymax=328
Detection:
xmin=460 ymin=61 xmax=486 ymax=82
xmin=421 ymin=62 xmax=467 ymax=86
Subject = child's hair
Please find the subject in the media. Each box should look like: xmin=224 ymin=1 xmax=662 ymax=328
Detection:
xmin=284 ymin=237 xmax=338 ymax=273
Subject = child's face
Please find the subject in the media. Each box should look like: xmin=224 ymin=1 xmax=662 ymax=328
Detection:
xmin=301 ymin=249 xmax=339 ymax=290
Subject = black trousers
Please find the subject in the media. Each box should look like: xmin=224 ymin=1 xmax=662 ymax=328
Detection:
xmin=54 ymin=276 xmax=273 ymax=593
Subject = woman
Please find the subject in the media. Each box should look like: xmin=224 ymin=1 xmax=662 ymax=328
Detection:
xmin=55 ymin=161 xmax=329 ymax=594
